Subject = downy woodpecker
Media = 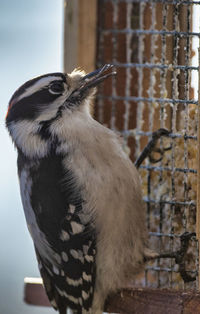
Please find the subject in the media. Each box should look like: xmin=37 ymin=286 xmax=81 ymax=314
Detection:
xmin=6 ymin=65 xmax=148 ymax=314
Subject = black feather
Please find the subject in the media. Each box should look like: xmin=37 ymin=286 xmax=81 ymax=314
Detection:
xmin=18 ymin=150 xmax=96 ymax=313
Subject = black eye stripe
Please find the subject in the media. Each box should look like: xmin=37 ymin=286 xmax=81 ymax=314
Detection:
xmin=6 ymin=89 xmax=61 ymax=123
xmin=9 ymin=73 xmax=67 ymax=105
xmin=6 ymin=73 xmax=68 ymax=124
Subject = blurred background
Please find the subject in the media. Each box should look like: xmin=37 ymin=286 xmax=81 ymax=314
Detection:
xmin=0 ymin=0 xmax=63 ymax=313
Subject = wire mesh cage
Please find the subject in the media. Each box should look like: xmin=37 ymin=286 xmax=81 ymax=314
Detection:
xmin=95 ymin=0 xmax=200 ymax=290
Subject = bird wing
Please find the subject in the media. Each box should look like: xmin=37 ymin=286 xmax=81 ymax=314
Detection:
xmin=18 ymin=152 xmax=96 ymax=312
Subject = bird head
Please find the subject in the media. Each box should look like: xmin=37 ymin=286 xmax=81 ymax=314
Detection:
xmin=5 ymin=64 xmax=116 ymax=157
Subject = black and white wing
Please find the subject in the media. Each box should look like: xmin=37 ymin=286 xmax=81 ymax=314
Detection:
xmin=18 ymin=152 xmax=96 ymax=313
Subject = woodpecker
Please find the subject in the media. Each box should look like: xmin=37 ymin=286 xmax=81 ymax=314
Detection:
xmin=6 ymin=65 xmax=148 ymax=314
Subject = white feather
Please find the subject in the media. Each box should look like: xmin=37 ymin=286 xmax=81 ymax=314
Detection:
xmin=9 ymin=120 xmax=49 ymax=158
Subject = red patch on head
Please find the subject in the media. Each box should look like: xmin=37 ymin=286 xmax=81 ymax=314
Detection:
xmin=5 ymin=102 xmax=13 ymax=120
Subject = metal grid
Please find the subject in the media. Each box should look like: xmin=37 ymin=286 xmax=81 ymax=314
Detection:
xmin=96 ymin=0 xmax=200 ymax=289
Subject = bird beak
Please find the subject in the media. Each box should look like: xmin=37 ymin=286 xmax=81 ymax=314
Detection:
xmin=81 ymin=64 xmax=117 ymax=90
xmin=64 ymin=65 xmax=116 ymax=108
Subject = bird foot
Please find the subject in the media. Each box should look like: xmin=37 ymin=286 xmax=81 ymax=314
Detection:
xmin=135 ymin=128 xmax=171 ymax=168
xmin=145 ymin=232 xmax=197 ymax=283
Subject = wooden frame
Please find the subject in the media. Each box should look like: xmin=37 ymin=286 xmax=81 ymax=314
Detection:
xmin=24 ymin=279 xmax=200 ymax=314
xmin=63 ymin=0 xmax=97 ymax=73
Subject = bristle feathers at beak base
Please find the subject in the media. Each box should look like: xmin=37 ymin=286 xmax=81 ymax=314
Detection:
xmin=62 ymin=64 xmax=117 ymax=110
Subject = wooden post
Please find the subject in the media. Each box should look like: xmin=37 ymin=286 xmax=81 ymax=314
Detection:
xmin=63 ymin=0 xmax=97 ymax=73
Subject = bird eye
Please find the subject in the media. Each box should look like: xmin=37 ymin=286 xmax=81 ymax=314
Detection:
xmin=49 ymin=81 xmax=64 ymax=94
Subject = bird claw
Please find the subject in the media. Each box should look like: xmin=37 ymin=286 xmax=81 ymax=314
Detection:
xmin=149 ymin=144 xmax=172 ymax=164
xmin=135 ymin=128 xmax=171 ymax=168
xmin=175 ymin=232 xmax=197 ymax=283
xmin=147 ymin=232 xmax=197 ymax=283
